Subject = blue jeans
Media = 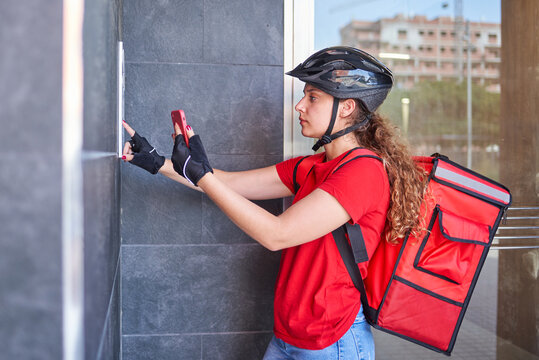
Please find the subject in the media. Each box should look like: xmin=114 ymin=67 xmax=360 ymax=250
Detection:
xmin=262 ymin=306 xmax=375 ymax=360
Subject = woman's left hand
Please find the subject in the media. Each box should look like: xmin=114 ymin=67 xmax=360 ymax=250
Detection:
xmin=122 ymin=121 xmax=165 ymax=174
xmin=171 ymin=124 xmax=213 ymax=186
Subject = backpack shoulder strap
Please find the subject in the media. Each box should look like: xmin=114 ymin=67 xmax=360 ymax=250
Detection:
xmin=330 ymin=148 xmax=384 ymax=265
xmin=333 ymin=225 xmax=370 ymax=318
xmin=329 ymin=148 xmax=383 ymax=320
xmin=292 ymin=155 xmax=316 ymax=194
xmin=332 ymin=148 xmax=382 ymax=174
xmin=293 ymin=147 xmax=381 ymax=194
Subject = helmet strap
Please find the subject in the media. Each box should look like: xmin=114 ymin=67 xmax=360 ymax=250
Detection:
xmin=312 ymin=98 xmax=372 ymax=151
xmin=312 ymin=97 xmax=340 ymax=151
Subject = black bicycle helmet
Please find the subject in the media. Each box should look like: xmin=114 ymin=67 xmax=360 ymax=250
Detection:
xmin=287 ymin=46 xmax=394 ymax=151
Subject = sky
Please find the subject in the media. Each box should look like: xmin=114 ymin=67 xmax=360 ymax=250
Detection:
xmin=315 ymin=0 xmax=501 ymax=49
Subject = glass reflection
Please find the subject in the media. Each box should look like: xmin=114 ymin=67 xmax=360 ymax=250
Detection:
xmin=313 ymin=1 xmax=538 ymax=358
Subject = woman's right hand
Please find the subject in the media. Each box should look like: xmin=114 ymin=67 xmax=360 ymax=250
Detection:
xmin=122 ymin=121 xmax=165 ymax=174
xmin=171 ymin=125 xmax=213 ymax=186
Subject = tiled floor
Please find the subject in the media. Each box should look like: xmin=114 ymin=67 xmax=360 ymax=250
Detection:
xmin=372 ymin=253 xmax=539 ymax=360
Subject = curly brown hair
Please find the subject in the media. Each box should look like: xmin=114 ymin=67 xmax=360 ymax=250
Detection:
xmin=347 ymin=100 xmax=428 ymax=244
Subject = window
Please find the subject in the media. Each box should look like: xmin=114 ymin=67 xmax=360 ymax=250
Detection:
xmin=489 ymin=48 xmax=500 ymax=57
xmin=310 ymin=2 xmax=538 ymax=357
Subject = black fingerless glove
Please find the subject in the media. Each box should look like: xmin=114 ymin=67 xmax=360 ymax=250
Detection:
xmin=128 ymin=132 xmax=165 ymax=174
xmin=171 ymin=134 xmax=213 ymax=185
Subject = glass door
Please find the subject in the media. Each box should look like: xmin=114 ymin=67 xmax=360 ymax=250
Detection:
xmin=310 ymin=0 xmax=539 ymax=358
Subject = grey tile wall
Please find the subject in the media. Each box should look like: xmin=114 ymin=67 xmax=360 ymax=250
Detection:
xmin=96 ymin=265 xmax=121 ymax=360
xmin=203 ymin=0 xmax=283 ymax=65
xmin=121 ymin=162 xmax=204 ymax=245
xmin=82 ymin=0 xmax=122 ymax=359
xmin=123 ymin=335 xmax=202 ymax=360
xmin=201 ymin=333 xmax=274 ymax=360
xmin=83 ymin=0 xmax=122 ymax=152
xmin=83 ymin=155 xmax=121 ymax=360
xmin=123 ymin=333 xmax=273 ymax=360
xmin=123 ymin=0 xmax=282 ymax=66
xmin=122 ymin=0 xmax=204 ymax=63
xmin=0 ymin=0 xmax=64 ymax=358
xmin=121 ymin=244 xmax=279 ymax=359
xmin=2 ymin=0 xmax=122 ymax=358
xmin=0 ymin=155 xmax=63 ymax=359
xmin=121 ymin=154 xmax=282 ymax=246
xmin=122 ymin=245 xmax=279 ymax=334
xmin=0 ymin=0 xmax=63 ymax=155
xmin=123 ymin=63 xmax=283 ymax=155
xmin=121 ymin=0 xmax=284 ymax=358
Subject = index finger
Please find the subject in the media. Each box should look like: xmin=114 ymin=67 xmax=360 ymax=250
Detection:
xmin=174 ymin=122 xmax=182 ymax=136
xmin=122 ymin=120 xmax=136 ymax=137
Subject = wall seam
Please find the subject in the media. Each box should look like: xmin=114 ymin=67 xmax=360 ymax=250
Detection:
xmin=124 ymin=61 xmax=283 ymax=67
xmin=200 ymin=334 xmax=203 ymax=360
xmin=202 ymin=0 xmax=205 ymax=63
xmin=95 ymin=253 xmax=122 ymax=359
xmin=122 ymin=243 xmax=262 ymax=247
xmin=124 ymin=331 xmax=273 ymax=337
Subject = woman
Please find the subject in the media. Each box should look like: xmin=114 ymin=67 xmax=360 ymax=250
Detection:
xmin=123 ymin=46 xmax=426 ymax=359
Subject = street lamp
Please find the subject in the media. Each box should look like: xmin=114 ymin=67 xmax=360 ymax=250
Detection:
xmin=463 ymin=21 xmax=472 ymax=168
xmin=401 ymin=98 xmax=410 ymax=136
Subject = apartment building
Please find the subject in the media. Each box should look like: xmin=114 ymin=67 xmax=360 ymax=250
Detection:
xmin=341 ymin=14 xmax=501 ymax=91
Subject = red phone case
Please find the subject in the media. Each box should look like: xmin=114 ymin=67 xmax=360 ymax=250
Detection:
xmin=171 ymin=110 xmax=189 ymax=147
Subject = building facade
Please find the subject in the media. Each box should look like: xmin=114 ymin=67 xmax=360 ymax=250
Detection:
xmin=341 ymin=14 xmax=501 ymax=91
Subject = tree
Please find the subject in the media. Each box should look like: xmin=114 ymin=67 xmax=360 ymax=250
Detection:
xmin=378 ymin=80 xmax=501 ymax=177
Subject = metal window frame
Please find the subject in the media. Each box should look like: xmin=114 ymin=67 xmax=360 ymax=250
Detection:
xmin=283 ymin=0 xmax=315 ymax=160
xmin=492 ymin=206 xmax=539 ymax=250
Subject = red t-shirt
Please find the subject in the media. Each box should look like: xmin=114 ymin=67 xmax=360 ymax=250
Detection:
xmin=273 ymin=150 xmax=390 ymax=350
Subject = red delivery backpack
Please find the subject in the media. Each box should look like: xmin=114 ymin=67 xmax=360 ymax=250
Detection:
xmin=292 ymin=148 xmax=512 ymax=355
